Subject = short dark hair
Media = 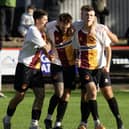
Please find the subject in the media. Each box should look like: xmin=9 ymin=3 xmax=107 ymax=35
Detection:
xmin=27 ymin=4 xmax=35 ymax=10
xmin=33 ymin=9 xmax=48 ymax=21
xmin=58 ymin=13 xmax=72 ymax=24
xmin=81 ymin=5 xmax=95 ymax=12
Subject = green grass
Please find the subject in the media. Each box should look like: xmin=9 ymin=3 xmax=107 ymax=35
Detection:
xmin=0 ymin=88 xmax=129 ymax=129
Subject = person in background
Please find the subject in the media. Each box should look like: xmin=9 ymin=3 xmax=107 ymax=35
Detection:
xmin=0 ymin=45 xmax=5 ymax=97
xmin=74 ymin=5 xmax=124 ymax=129
xmin=3 ymin=9 xmax=49 ymax=129
xmin=0 ymin=0 xmax=16 ymax=41
xmin=124 ymin=27 xmax=129 ymax=45
xmin=25 ymin=0 xmax=32 ymax=9
xmin=0 ymin=0 xmax=16 ymax=95
xmin=92 ymin=0 xmax=109 ymax=24
xmin=18 ymin=5 xmax=35 ymax=37
xmin=43 ymin=0 xmax=65 ymax=21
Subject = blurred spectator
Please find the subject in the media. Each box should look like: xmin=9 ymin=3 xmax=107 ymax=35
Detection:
xmin=125 ymin=27 xmax=129 ymax=45
xmin=18 ymin=5 xmax=35 ymax=37
xmin=0 ymin=0 xmax=16 ymax=41
xmin=43 ymin=0 xmax=65 ymax=21
xmin=25 ymin=0 xmax=32 ymax=9
xmin=31 ymin=0 xmax=44 ymax=9
xmin=92 ymin=0 xmax=109 ymax=24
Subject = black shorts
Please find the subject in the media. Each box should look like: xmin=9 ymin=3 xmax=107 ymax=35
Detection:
xmin=14 ymin=63 xmax=44 ymax=92
xmin=78 ymin=68 xmax=111 ymax=89
xmin=78 ymin=68 xmax=100 ymax=88
xmin=51 ymin=63 xmax=63 ymax=83
xmin=63 ymin=65 xmax=76 ymax=90
xmin=98 ymin=68 xmax=111 ymax=88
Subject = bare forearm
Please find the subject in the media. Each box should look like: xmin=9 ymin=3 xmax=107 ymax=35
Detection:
xmin=105 ymin=46 xmax=112 ymax=71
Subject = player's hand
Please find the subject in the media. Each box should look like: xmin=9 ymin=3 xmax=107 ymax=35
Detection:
xmin=75 ymin=58 xmax=81 ymax=67
xmin=103 ymin=66 xmax=110 ymax=73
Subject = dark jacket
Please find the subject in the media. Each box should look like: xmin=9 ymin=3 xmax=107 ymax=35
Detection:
xmin=43 ymin=0 xmax=65 ymax=21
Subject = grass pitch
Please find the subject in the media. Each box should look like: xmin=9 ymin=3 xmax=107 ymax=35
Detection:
xmin=0 ymin=87 xmax=129 ymax=129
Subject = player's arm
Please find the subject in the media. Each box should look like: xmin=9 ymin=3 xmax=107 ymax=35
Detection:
xmin=104 ymin=45 xmax=112 ymax=72
xmin=107 ymin=31 xmax=119 ymax=43
xmin=104 ymin=26 xmax=119 ymax=43
xmin=41 ymin=37 xmax=54 ymax=61
xmin=72 ymin=32 xmax=81 ymax=67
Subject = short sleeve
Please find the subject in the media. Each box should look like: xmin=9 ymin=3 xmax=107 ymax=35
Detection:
xmin=26 ymin=26 xmax=46 ymax=48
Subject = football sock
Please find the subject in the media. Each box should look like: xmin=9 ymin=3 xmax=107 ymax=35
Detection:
xmin=56 ymin=100 xmax=68 ymax=122
xmin=94 ymin=119 xmax=101 ymax=127
xmin=107 ymin=97 xmax=123 ymax=127
xmin=46 ymin=114 xmax=52 ymax=120
xmin=79 ymin=122 xmax=88 ymax=127
xmin=81 ymin=101 xmax=90 ymax=123
xmin=88 ymin=100 xmax=99 ymax=120
xmin=107 ymin=97 xmax=121 ymax=119
xmin=7 ymin=106 xmax=16 ymax=116
xmin=48 ymin=94 xmax=60 ymax=115
xmin=32 ymin=109 xmax=41 ymax=120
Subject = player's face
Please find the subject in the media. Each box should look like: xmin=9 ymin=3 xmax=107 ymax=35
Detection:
xmin=58 ymin=22 xmax=71 ymax=34
xmin=81 ymin=10 xmax=95 ymax=27
xmin=38 ymin=15 xmax=48 ymax=31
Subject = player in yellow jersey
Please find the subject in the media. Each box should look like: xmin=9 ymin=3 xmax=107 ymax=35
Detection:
xmin=44 ymin=13 xmax=76 ymax=129
xmin=73 ymin=5 xmax=109 ymax=129
xmin=73 ymin=5 xmax=124 ymax=129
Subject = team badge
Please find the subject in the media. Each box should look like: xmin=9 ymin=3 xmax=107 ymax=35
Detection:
xmin=104 ymin=78 xmax=109 ymax=83
xmin=79 ymin=37 xmax=83 ymax=42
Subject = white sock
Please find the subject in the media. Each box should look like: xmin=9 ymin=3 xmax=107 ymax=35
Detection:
xmin=80 ymin=121 xmax=87 ymax=127
xmin=94 ymin=119 xmax=100 ymax=127
xmin=55 ymin=121 xmax=61 ymax=127
xmin=31 ymin=119 xmax=39 ymax=126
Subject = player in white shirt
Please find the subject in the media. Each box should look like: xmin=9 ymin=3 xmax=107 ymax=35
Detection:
xmin=73 ymin=21 xmax=118 ymax=44
xmin=44 ymin=20 xmax=64 ymax=129
xmin=74 ymin=5 xmax=124 ymax=129
xmin=3 ymin=9 xmax=49 ymax=129
xmin=44 ymin=13 xmax=76 ymax=129
xmin=73 ymin=5 xmax=109 ymax=129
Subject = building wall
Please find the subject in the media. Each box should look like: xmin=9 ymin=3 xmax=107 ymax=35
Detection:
xmin=106 ymin=0 xmax=129 ymax=38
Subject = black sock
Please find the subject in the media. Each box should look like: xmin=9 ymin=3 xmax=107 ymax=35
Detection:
xmin=108 ymin=97 xmax=123 ymax=128
xmin=81 ymin=101 xmax=90 ymax=123
xmin=56 ymin=101 xmax=68 ymax=122
xmin=48 ymin=94 xmax=60 ymax=115
xmin=88 ymin=100 xmax=99 ymax=120
xmin=107 ymin=97 xmax=121 ymax=120
xmin=32 ymin=109 xmax=41 ymax=120
xmin=7 ymin=106 xmax=16 ymax=116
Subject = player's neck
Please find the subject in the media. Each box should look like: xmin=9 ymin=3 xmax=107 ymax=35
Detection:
xmin=82 ymin=24 xmax=92 ymax=33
